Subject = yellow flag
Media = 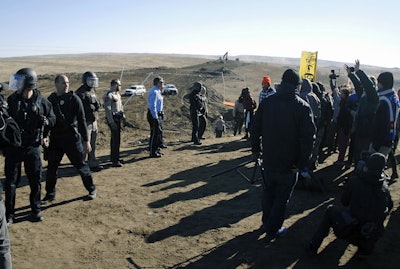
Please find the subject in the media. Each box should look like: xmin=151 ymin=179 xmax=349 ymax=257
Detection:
xmin=299 ymin=51 xmax=318 ymax=82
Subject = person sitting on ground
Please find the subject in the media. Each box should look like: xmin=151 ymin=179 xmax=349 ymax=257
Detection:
xmin=308 ymin=152 xmax=393 ymax=257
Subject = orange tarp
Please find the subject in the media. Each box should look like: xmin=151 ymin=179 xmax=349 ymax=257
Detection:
xmin=223 ymin=100 xmax=235 ymax=107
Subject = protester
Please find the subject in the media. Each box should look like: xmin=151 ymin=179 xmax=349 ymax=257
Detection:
xmin=346 ymin=60 xmax=379 ymax=165
xmin=308 ymin=152 xmax=393 ymax=257
xmin=198 ymin=86 xmax=208 ymax=140
xmin=5 ymin=67 xmax=56 ymax=225
xmin=147 ymin=76 xmax=166 ymax=157
xmin=189 ymin=82 xmax=203 ymax=145
xmin=42 ymin=75 xmax=97 ymax=204
xmin=299 ymin=78 xmax=321 ymax=170
xmin=104 ymin=79 xmax=124 ymax=167
xmin=213 ymin=115 xmax=226 ymax=138
xmin=250 ymin=69 xmax=316 ymax=243
xmin=345 ymin=86 xmax=360 ymax=167
xmin=334 ymin=88 xmax=352 ymax=165
xmin=232 ymin=94 xmax=245 ymax=136
xmin=300 ymin=78 xmax=321 ymax=125
xmin=370 ymin=72 xmax=400 ymax=156
xmin=258 ymin=75 xmax=276 ymax=104
xmin=326 ymin=79 xmax=342 ymax=154
xmin=75 ymin=71 xmax=103 ymax=171
xmin=313 ymin=82 xmax=333 ymax=166
xmin=388 ymin=95 xmax=400 ymax=181
xmin=240 ymin=87 xmax=257 ymax=139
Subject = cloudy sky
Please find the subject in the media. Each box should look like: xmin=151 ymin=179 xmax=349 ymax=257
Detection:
xmin=1 ymin=0 xmax=399 ymax=68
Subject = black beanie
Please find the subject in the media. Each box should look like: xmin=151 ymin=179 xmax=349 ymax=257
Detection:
xmin=282 ymin=69 xmax=301 ymax=87
xmin=366 ymin=152 xmax=386 ymax=178
xmin=377 ymin=72 xmax=393 ymax=89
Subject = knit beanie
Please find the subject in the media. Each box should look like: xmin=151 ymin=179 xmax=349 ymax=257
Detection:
xmin=366 ymin=152 xmax=386 ymax=178
xmin=262 ymin=76 xmax=272 ymax=86
xmin=377 ymin=72 xmax=394 ymax=89
xmin=281 ymin=69 xmax=301 ymax=87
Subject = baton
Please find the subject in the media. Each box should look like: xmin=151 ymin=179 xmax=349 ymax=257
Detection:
xmin=211 ymin=159 xmax=253 ymax=178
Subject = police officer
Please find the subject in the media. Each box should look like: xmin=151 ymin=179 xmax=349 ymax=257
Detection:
xmin=189 ymin=82 xmax=203 ymax=145
xmin=147 ymin=76 xmax=165 ymax=158
xmin=75 ymin=71 xmax=103 ymax=171
xmin=5 ymin=67 xmax=56 ymax=225
xmin=103 ymin=79 xmax=124 ymax=167
xmin=0 ymin=182 xmax=12 ymax=268
xmin=41 ymin=75 xmax=97 ymax=204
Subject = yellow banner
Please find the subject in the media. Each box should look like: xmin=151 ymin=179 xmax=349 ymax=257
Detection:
xmin=299 ymin=51 xmax=318 ymax=82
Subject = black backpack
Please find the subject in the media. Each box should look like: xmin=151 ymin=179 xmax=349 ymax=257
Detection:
xmin=0 ymin=96 xmax=22 ymax=149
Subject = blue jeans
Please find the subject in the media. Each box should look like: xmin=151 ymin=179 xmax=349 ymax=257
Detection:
xmin=261 ymin=170 xmax=298 ymax=235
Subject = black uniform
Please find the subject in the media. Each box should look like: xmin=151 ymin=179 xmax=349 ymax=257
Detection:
xmin=43 ymin=92 xmax=96 ymax=201
xmin=4 ymin=89 xmax=56 ymax=222
xmin=189 ymin=88 xmax=203 ymax=144
xmin=75 ymin=84 xmax=101 ymax=169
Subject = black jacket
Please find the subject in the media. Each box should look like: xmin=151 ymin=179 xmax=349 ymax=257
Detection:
xmin=250 ymin=82 xmax=316 ymax=173
xmin=48 ymin=91 xmax=89 ymax=142
xmin=342 ymin=174 xmax=393 ymax=238
xmin=189 ymin=89 xmax=202 ymax=115
xmin=75 ymin=84 xmax=101 ymax=123
xmin=7 ymin=89 xmax=56 ymax=147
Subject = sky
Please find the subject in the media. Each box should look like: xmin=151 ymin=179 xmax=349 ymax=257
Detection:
xmin=1 ymin=0 xmax=399 ymax=68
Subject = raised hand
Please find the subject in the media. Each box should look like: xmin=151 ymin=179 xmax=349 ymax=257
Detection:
xmin=354 ymin=59 xmax=360 ymax=72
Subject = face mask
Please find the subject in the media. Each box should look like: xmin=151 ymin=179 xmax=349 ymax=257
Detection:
xmin=8 ymin=73 xmax=26 ymax=91
xmin=86 ymin=77 xmax=99 ymax=88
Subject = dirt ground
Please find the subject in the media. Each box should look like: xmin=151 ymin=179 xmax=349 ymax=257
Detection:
xmin=1 ymin=54 xmax=400 ymax=268
xmin=3 ymin=132 xmax=400 ymax=269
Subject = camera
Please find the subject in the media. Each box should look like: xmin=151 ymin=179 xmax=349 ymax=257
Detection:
xmin=329 ymin=70 xmax=339 ymax=80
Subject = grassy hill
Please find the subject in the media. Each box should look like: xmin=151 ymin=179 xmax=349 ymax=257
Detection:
xmin=1 ymin=53 xmax=399 ymax=148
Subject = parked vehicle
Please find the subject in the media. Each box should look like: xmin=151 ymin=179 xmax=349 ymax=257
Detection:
xmin=124 ymin=85 xmax=146 ymax=96
xmin=163 ymin=84 xmax=178 ymax=95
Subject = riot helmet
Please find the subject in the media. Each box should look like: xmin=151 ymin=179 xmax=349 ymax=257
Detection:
xmin=9 ymin=68 xmax=38 ymax=91
xmin=82 ymin=71 xmax=99 ymax=88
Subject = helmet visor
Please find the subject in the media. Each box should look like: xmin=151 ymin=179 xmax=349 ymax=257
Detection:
xmin=86 ymin=77 xmax=99 ymax=88
xmin=8 ymin=73 xmax=25 ymax=91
